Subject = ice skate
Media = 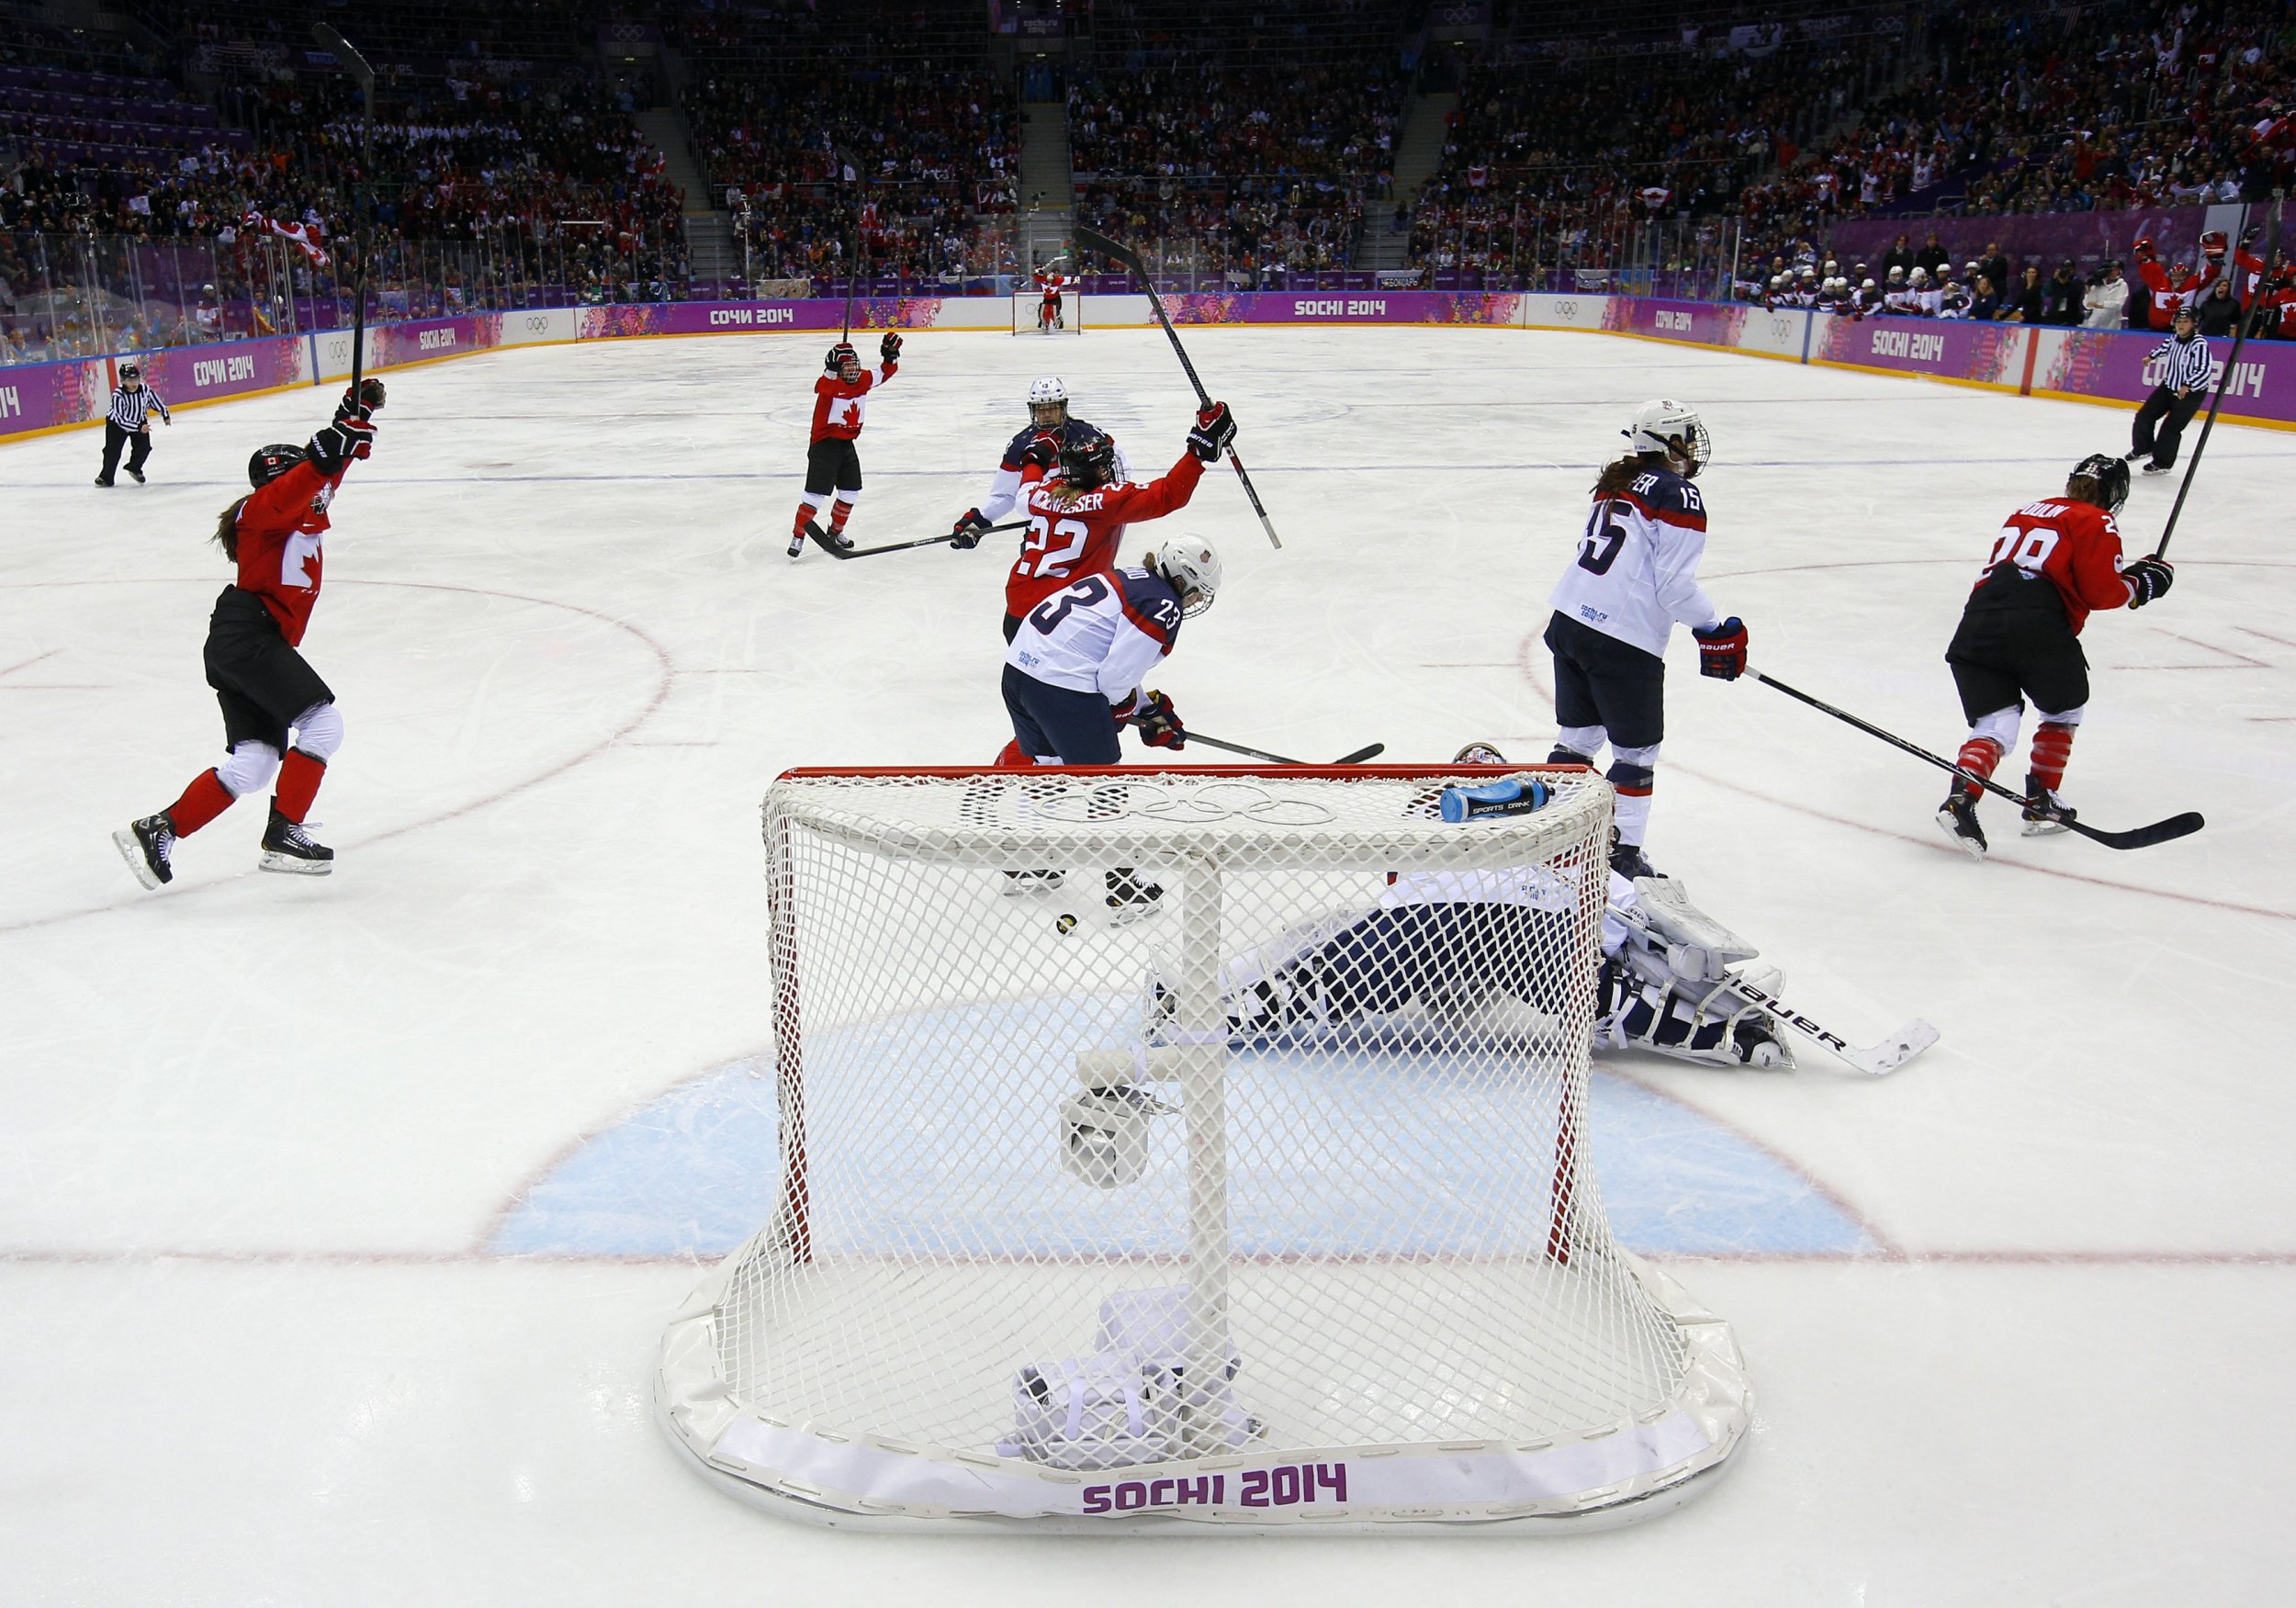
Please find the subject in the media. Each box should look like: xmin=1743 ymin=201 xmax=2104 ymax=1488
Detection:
xmin=786 ymin=532 xmax=806 ymax=558
xmin=113 ymin=812 xmax=176 ymax=889
xmin=259 ymin=808 xmax=334 ymax=875
xmin=1936 ymin=793 xmax=1986 ymax=859
xmin=2020 ymin=774 xmax=2071 ymax=837
xmin=1002 ymin=868 xmax=1064 ymax=894
xmin=127 ymin=467 xmax=145 ymax=484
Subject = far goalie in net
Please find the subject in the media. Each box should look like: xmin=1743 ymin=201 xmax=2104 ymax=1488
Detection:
xmin=1015 ymin=266 xmax=1083 ymax=334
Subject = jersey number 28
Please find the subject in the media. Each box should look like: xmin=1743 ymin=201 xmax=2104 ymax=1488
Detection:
xmin=1984 ymin=524 xmax=2059 ymax=576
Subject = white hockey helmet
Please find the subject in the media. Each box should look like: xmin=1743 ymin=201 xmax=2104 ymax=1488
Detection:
xmin=1862 ymin=277 xmax=1877 ymax=289
xmin=1887 ymin=264 xmax=1906 ymax=283
xmin=1624 ymin=399 xmax=1711 ymax=478
xmin=1909 ymin=266 xmax=1929 ymax=285
xmin=1028 ymin=376 xmax=1069 ymax=427
xmin=1153 ymin=535 xmax=1222 ymax=618
xmin=1453 ymin=742 xmax=1506 ymax=765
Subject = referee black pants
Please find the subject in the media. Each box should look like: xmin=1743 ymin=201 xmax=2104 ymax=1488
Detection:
xmin=97 ymin=420 xmax=151 ymax=482
xmin=2131 ymin=386 xmax=2202 ymax=469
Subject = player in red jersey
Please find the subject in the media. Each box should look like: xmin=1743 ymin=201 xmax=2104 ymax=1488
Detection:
xmin=1934 ymin=454 xmax=2172 ymax=858
xmin=2131 ymin=235 xmax=2219 ymax=330
xmin=978 ymin=401 xmax=1235 ymax=777
xmin=789 ymin=332 xmax=901 ymax=558
xmin=1031 ymin=265 xmax=1072 ymax=332
xmin=112 ymin=383 xmax=384 ymax=888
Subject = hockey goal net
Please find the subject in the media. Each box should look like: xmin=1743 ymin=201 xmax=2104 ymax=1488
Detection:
xmin=658 ymin=765 xmax=1749 ymax=1532
xmin=1011 ymin=287 xmax=1085 ymax=334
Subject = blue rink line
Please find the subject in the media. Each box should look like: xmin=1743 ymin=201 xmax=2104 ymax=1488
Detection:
xmin=491 ymin=1005 xmax=1874 ymax=1260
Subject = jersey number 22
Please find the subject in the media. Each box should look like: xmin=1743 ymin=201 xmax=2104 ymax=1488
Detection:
xmin=1020 ymin=513 xmax=1090 ymax=578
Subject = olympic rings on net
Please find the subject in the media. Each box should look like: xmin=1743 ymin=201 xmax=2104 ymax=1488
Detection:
xmin=1029 ymin=779 xmax=1338 ymax=826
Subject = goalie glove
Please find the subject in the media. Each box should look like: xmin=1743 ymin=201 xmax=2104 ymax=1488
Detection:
xmin=2122 ymin=556 xmax=2174 ymax=607
xmin=879 ymin=331 xmax=903 ymax=363
xmin=1694 ymin=616 xmax=1748 ymax=680
xmin=1133 ymin=690 xmax=1185 ymax=749
xmin=950 ymin=508 xmax=994 ymax=550
xmin=1187 ymin=401 xmax=1236 ymax=462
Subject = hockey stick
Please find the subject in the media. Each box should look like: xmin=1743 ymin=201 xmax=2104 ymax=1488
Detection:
xmin=1724 ymin=974 xmax=1939 ymax=1077
xmin=1121 ymin=720 xmax=1381 ymax=766
xmin=2155 ymin=195 xmax=2282 ymax=561
xmin=1074 ymin=224 xmax=1283 ymax=550
xmin=804 ymin=518 xmax=1027 ymax=559
xmin=1747 ymin=668 xmax=2203 ymax=850
xmin=310 ymin=24 xmax=374 ymax=395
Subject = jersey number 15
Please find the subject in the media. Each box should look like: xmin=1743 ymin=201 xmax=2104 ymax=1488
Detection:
xmin=1577 ymin=501 xmax=1629 ymax=576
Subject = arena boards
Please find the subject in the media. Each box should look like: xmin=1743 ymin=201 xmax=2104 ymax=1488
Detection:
xmin=6 ymin=291 xmax=2291 ymax=442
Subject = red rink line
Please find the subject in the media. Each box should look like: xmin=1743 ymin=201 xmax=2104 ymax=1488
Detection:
xmin=0 ymin=577 xmax=677 ymax=935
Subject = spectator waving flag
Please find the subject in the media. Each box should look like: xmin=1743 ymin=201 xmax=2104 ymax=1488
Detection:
xmin=242 ymin=208 xmax=332 ymax=269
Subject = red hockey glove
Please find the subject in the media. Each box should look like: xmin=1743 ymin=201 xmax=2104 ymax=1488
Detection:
xmin=879 ymin=331 xmax=903 ymax=363
xmin=334 ymin=377 xmax=386 ymax=423
xmin=1694 ymin=616 xmax=1748 ymax=680
xmin=1187 ymin=401 xmax=1236 ymax=462
xmin=307 ymin=416 xmax=375 ymax=473
xmin=1134 ymin=690 xmax=1185 ymax=748
xmin=2122 ymin=556 xmax=2174 ymax=608
xmin=1109 ymin=691 xmax=1141 ymax=725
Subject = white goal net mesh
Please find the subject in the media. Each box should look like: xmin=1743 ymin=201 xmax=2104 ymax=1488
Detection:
xmin=658 ymin=766 xmax=1748 ymax=1530
xmin=1011 ymin=289 xmax=1085 ymax=333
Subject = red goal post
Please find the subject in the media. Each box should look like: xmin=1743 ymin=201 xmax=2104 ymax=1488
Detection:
xmin=1011 ymin=286 xmax=1086 ymax=334
xmin=658 ymin=763 xmax=1750 ymax=1532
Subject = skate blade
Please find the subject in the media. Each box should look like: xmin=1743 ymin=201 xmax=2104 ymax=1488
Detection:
xmin=1933 ymin=812 xmax=1986 ymax=860
xmin=2020 ymin=817 xmax=2069 ymax=838
xmin=1103 ymin=898 xmax=1165 ymax=929
xmin=259 ymin=850 xmax=334 ymax=875
xmin=112 ymin=828 xmax=164 ymax=890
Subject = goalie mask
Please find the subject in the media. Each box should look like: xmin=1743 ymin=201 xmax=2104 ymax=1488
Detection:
xmin=1624 ymin=399 xmax=1711 ymax=478
xmin=1153 ymin=535 xmax=1222 ymax=619
xmin=1028 ymin=376 xmax=1069 ymax=429
xmin=248 ymin=443 xmax=308 ymax=487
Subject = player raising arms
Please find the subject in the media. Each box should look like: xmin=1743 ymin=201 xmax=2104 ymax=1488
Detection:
xmin=1032 ymin=263 xmax=1074 ymax=332
xmin=789 ymin=332 xmax=902 ymax=559
xmin=948 ymin=377 xmax=1131 ymax=615
xmin=1935 ymin=454 xmax=2170 ymax=858
xmin=113 ymin=383 xmax=384 ymax=888
xmin=1545 ymin=399 xmax=1747 ymax=880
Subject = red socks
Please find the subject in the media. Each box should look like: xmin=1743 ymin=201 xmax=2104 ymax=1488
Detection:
xmin=829 ymin=499 xmax=855 ymax=534
xmin=275 ymin=750 xmax=326 ymax=824
xmin=792 ymin=505 xmax=815 ymax=538
xmin=1954 ymin=737 xmax=2004 ymax=798
xmin=164 ymin=770 xmax=235 ymax=836
xmin=2030 ymin=722 xmax=2076 ymax=793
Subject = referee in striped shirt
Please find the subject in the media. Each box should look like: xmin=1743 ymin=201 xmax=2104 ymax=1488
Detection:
xmin=2127 ymin=305 xmax=2212 ymax=476
xmin=96 ymin=363 xmax=171 ymax=487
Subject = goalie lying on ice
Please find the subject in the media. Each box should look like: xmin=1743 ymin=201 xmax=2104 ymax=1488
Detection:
xmin=1146 ymin=766 xmax=1789 ymax=1070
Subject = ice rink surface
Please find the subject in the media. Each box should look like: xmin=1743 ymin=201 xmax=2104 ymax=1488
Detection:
xmin=4 ymin=323 xmax=2293 ymax=1603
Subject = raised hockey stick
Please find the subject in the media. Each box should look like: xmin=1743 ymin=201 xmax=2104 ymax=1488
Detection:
xmin=1748 ymin=668 xmax=2204 ymax=850
xmin=804 ymin=518 xmax=1027 ymax=559
xmin=1074 ymin=224 xmax=1283 ymax=550
xmin=1724 ymin=974 xmax=1939 ymax=1077
xmin=2155 ymin=196 xmax=2282 ymax=561
xmin=310 ymin=24 xmax=374 ymax=393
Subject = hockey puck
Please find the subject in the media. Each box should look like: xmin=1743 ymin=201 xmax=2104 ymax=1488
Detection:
xmin=1054 ymin=913 xmax=1079 ymax=936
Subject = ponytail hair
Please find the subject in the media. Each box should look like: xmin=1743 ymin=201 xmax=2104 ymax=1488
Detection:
xmin=213 ymin=495 xmax=249 ymax=563
xmin=1591 ymin=453 xmax=1656 ymax=498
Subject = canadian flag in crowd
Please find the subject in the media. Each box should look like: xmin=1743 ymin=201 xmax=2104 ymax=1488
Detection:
xmin=242 ymin=208 xmax=331 ymax=268
xmin=1466 ymin=164 xmax=1489 ymax=188
xmin=1638 ymin=186 xmax=1672 ymax=207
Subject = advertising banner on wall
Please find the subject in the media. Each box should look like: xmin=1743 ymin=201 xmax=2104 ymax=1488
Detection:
xmin=1809 ymin=313 xmax=2032 ymax=391
xmin=2033 ymin=324 xmax=2293 ymax=422
xmin=136 ymin=330 xmax=310 ymax=408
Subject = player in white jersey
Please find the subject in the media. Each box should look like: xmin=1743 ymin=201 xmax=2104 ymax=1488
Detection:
xmin=1545 ymin=399 xmax=1746 ymax=879
xmin=947 ymin=377 xmax=1132 ymax=559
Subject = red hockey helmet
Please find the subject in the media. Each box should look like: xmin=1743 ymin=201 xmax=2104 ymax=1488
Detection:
xmin=2133 ymin=236 xmax=2155 ymax=259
